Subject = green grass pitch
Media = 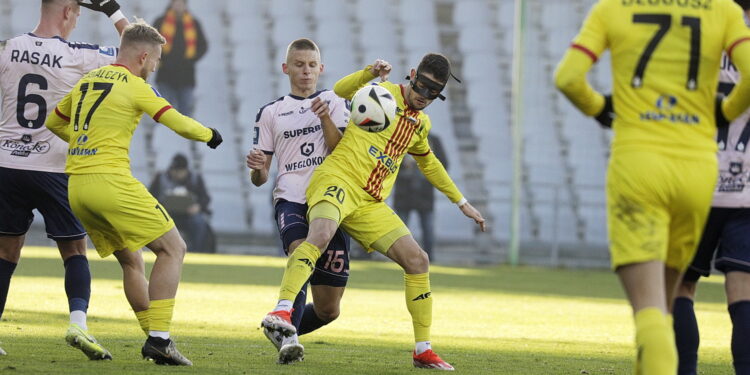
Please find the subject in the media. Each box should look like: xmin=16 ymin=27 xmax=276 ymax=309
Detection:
xmin=0 ymin=247 xmax=734 ymax=374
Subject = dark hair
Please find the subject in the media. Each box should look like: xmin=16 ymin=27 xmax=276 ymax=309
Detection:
xmin=170 ymin=153 xmax=188 ymax=170
xmin=417 ymin=53 xmax=451 ymax=83
xmin=737 ymin=0 xmax=750 ymax=10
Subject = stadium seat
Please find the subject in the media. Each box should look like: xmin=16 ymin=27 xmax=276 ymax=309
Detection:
xmin=453 ymin=0 xmax=494 ymax=28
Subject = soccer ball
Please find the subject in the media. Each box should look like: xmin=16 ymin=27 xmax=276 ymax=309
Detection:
xmin=350 ymin=85 xmax=397 ymax=132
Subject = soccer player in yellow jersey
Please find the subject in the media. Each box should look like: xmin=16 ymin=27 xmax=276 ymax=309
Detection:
xmin=45 ymin=20 xmax=222 ymax=366
xmin=261 ymin=54 xmax=486 ymax=371
xmin=555 ymin=0 xmax=750 ymax=373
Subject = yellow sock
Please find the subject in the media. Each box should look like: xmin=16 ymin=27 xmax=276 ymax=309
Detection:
xmin=278 ymin=242 xmax=321 ymax=301
xmin=149 ymin=299 xmax=175 ymax=333
xmin=634 ymin=307 xmax=677 ymax=375
xmin=135 ymin=309 xmax=150 ymax=335
xmin=405 ymin=273 xmax=432 ymax=343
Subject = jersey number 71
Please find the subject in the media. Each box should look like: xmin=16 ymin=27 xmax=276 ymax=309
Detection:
xmin=632 ymin=13 xmax=701 ymax=90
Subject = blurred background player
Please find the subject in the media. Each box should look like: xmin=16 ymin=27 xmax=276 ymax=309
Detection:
xmin=247 ymin=38 xmax=350 ymax=364
xmin=261 ymin=55 xmax=486 ymax=371
xmin=0 ymin=0 xmax=128 ymax=359
xmin=393 ymin=134 xmax=448 ymax=260
xmin=673 ymin=2 xmax=750 ymax=374
xmin=555 ymin=0 xmax=750 ymax=373
xmin=153 ymin=0 xmax=207 ymax=118
xmin=149 ymin=153 xmax=215 ymax=253
xmin=45 ymin=19 xmax=223 ymax=365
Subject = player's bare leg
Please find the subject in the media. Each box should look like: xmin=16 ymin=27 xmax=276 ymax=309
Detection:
xmin=58 ymin=238 xmax=111 ymax=360
xmin=0 ymin=235 xmax=23 ymax=355
xmin=386 ymin=235 xmax=453 ymax=371
xmin=113 ymin=248 xmax=150 ymax=334
xmin=138 ymin=227 xmax=191 ymax=366
xmin=617 ymin=261 xmax=676 ymax=374
xmin=262 ymin=218 xmax=337 ymax=339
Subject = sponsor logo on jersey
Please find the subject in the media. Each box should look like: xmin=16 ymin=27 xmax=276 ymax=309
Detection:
xmin=300 ymin=142 xmax=314 ymax=157
xmin=284 ymin=156 xmax=324 ymax=172
xmin=368 ymin=145 xmax=398 ymax=173
xmin=1 ymin=137 xmax=51 ymax=157
xmin=719 ymin=161 xmax=747 ymax=193
xmin=283 ymin=124 xmax=321 ymax=139
xmin=68 ymin=135 xmax=98 ymax=156
xmin=278 ymin=110 xmax=293 ymax=117
xmin=10 ymin=50 xmax=62 ymax=68
xmin=299 ymin=106 xmax=311 ymax=114
xmin=76 ymin=134 xmax=89 ymax=146
xmin=640 ymin=95 xmax=699 ymax=125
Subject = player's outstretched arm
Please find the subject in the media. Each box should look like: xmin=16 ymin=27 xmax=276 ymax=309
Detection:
xmin=332 ymin=59 xmax=390 ymax=100
xmin=78 ymin=0 xmax=130 ymax=35
xmin=458 ymin=201 xmax=486 ymax=232
xmin=157 ymin=109 xmax=221 ymax=148
xmin=247 ymin=149 xmax=271 ymax=186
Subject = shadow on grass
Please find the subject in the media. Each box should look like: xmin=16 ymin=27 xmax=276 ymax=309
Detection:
xmin=12 ymin=253 xmax=729 ymax=305
xmin=0 ymin=323 xmax=735 ymax=375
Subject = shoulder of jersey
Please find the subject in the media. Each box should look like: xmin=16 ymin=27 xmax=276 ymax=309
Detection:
xmin=256 ymin=96 xmax=285 ymax=122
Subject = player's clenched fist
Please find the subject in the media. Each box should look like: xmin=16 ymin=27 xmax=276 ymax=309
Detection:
xmin=246 ymin=149 xmax=266 ymax=170
xmin=369 ymin=59 xmax=391 ymax=82
xmin=311 ymin=97 xmax=330 ymax=121
xmin=207 ymin=128 xmax=223 ymax=149
xmin=78 ymin=0 xmax=121 ymax=17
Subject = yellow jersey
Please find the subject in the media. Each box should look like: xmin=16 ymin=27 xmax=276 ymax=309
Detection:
xmin=560 ymin=0 xmax=750 ymax=158
xmin=46 ymin=64 xmax=212 ymax=175
xmin=325 ymin=68 xmax=462 ymax=203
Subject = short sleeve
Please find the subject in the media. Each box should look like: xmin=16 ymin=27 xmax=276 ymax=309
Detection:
xmin=134 ymin=82 xmax=172 ymax=120
xmin=328 ymin=96 xmax=351 ymax=129
xmin=724 ymin=0 xmax=750 ymax=56
xmin=571 ymin=1 xmax=608 ymax=61
xmin=254 ymin=104 xmax=274 ymax=154
xmin=78 ymin=44 xmax=118 ymax=73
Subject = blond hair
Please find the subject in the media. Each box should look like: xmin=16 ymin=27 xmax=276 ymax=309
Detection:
xmin=285 ymin=38 xmax=320 ymax=62
xmin=121 ymin=18 xmax=166 ymax=48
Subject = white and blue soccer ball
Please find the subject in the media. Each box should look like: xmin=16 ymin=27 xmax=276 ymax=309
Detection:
xmin=350 ymin=85 xmax=397 ymax=133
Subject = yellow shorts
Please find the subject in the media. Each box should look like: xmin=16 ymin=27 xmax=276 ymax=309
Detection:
xmin=68 ymin=174 xmax=174 ymax=258
xmin=306 ymin=171 xmax=410 ymax=254
xmin=606 ymin=150 xmax=717 ymax=271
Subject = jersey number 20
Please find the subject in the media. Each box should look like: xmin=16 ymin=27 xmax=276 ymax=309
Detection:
xmin=632 ymin=14 xmax=700 ymax=90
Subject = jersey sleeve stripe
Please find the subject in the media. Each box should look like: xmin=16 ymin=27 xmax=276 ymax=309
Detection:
xmin=728 ymin=37 xmax=750 ymax=59
xmin=408 ymin=150 xmax=432 ymax=157
xmin=152 ymin=105 xmax=173 ymax=122
xmin=54 ymin=107 xmax=71 ymax=122
xmin=571 ymin=44 xmax=598 ymax=63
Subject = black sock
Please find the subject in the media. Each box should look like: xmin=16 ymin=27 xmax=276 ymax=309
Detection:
xmin=290 ymin=281 xmax=308 ymax=331
xmin=673 ymin=297 xmax=699 ymax=375
xmin=729 ymin=300 xmax=750 ymax=375
xmin=0 ymin=259 xmax=17 ymax=319
xmin=299 ymin=303 xmax=330 ymax=335
xmin=63 ymin=255 xmax=90 ymax=313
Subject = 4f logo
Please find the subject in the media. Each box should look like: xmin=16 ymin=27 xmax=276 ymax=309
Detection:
xmin=300 ymin=142 xmax=314 ymax=157
xmin=412 ymin=292 xmax=431 ymax=301
xmin=298 ymin=258 xmax=314 ymax=271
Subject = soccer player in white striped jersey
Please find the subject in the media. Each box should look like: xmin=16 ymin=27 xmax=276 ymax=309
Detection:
xmin=246 ymin=38 xmax=351 ymax=364
xmin=673 ymin=3 xmax=750 ymax=373
xmin=0 ymin=0 xmax=128 ymax=359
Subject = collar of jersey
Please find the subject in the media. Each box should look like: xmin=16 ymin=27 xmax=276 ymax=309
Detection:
xmin=288 ymin=89 xmax=325 ymax=101
xmin=26 ymin=32 xmax=67 ymax=43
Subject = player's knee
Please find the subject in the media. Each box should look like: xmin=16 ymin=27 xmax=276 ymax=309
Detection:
xmin=314 ymin=303 xmax=340 ymax=322
xmin=307 ymin=230 xmax=334 ymax=250
xmin=0 ymin=237 xmax=23 ymax=263
xmin=403 ymin=249 xmax=430 ymax=274
xmin=57 ymin=239 xmax=87 ymax=259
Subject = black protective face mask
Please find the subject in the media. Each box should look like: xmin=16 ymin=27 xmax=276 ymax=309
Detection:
xmin=406 ymin=70 xmax=462 ymax=101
